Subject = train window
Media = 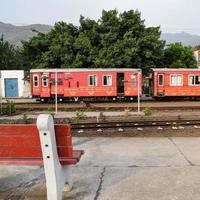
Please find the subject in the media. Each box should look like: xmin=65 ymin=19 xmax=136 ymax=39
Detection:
xmin=68 ymin=82 xmax=71 ymax=88
xmin=88 ymin=75 xmax=97 ymax=86
xmin=50 ymin=78 xmax=55 ymax=84
xmin=170 ymin=75 xmax=183 ymax=86
xmin=189 ymin=75 xmax=200 ymax=85
xmin=42 ymin=75 xmax=48 ymax=87
xmin=158 ymin=74 xmax=163 ymax=86
xmin=57 ymin=78 xmax=63 ymax=85
xmin=103 ymin=75 xmax=112 ymax=86
xmin=50 ymin=78 xmax=63 ymax=85
xmin=33 ymin=75 xmax=39 ymax=87
xmin=77 ymin=81 xmax=79 ymax=88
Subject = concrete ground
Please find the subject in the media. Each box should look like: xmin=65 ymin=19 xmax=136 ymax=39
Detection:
xmin=1 ymin=137 xmax=200 ymax=200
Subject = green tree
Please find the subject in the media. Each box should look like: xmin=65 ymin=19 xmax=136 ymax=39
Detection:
xmin=78 ymin=10 xmax=165 ymax=73
xmin=193 ymin=45 xmax=200 ymax=51
xmin=163 ymin=43 xmax=196 ymax=68
xmin=21 ymin=22 xmax=78 ymax=68
xmin=0 ymin=35 xmax=22 ymax=70
xmin=21 ymin=9 xmax=165 ymax=74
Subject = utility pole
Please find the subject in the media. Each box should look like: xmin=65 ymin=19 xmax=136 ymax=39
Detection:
xmin=55 ymin=68 xmax=58 ymax=114
xmin=0 ymin=71 xmax=2 ymax=115
xmin=137 ymin=70 xmax=140 ymax=113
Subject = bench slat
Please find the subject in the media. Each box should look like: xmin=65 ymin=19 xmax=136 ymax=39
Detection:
xmin=0 ymin=135 xmax=72 ymax=147
xmin=0 ymin=124 xmax=71 ymax=136
xmin=0 ymin=158 xmax=43 ymax=165
xmin=0 ymin=150 xmax=84 ymax=165
xmin=0 ymin=146 xmax=73 ymax=157
xmin=0 ymin=125 xmax=39 ymax=135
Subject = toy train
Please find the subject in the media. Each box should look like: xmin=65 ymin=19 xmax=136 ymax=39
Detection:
xmin=30 ymin=68 xmax=200 ymax=102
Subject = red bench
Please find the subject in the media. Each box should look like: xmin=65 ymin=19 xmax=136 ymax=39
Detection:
xmin=0 ymin=114 xmax=84 ymax=200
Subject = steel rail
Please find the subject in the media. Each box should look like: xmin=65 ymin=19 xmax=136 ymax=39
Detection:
xmin=71 ymin=119 xmax=200 ymax=130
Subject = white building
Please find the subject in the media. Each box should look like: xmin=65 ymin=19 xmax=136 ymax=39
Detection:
xmin=0 ymin=70 xmax=25 ymax=98
xmin=194 ymin=50 xmax=200 ymax=67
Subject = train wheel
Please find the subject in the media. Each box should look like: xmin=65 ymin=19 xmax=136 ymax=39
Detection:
xmin=40 ymin=98 xmax=48 ymax=103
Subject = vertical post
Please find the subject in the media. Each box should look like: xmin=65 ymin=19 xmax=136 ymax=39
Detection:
xmin=55 ymin=68 xmax=58 ymax=114
xmin=0 ymin=96 xmax=2 ymax=115
xmin=0 ymin=71 xmax=2 ymax=115
xmin=137 ymin=70 xmax=140 ymax=113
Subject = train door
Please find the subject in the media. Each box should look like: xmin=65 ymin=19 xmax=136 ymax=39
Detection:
xmin=117 ymin=73 xmax=124 ymax=96
xmin=40 ymin=73 xmax=50 ymax=98
xmin=4 ymin=78 xmax=18 ymax=97
xmin=142 ymin=76 xmax=150 ymax=96
xmin=157 ymin=73 xmax=165 ymax=96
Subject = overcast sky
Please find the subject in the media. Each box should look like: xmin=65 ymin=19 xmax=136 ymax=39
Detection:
xmin=1 ymin=0 xmax=200 ymax=35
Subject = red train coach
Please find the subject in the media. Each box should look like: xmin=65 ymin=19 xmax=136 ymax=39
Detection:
xmin=152 ymin=68 xmax=200 ymax=99
xmin=30 ymin=68 xmax=142 ymax=102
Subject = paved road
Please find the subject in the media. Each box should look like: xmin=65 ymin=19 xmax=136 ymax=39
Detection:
xmin=1 ymin=137 xmax=200 ymax=200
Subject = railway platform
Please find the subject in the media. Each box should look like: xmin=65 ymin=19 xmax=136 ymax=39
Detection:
xmin=1 ymin=137 xmax=200 ymax=199
xmin=0 ymin=111 xmax=144 ymax=120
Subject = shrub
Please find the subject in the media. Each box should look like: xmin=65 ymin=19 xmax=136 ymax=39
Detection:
xmin=50 ymin=112 xmax=55 ymax=119
xmin=143 ymin=107 xmax=152 ymax=116
xmin=74 ymin=110 xmax=86 ymax=120
xmin=22 ymin=113 xmax=28 ymax=123
xmin=4 ymin=100 xmax=16 ymax=115
xmin=99 ymin=111 xmax=106 ymax=121
xmin=27 ymin=107 xmax=34 ymax=112
xmin=63 ymin=107 xmax=68 ymax=112
xmin=48 ymin=107 xmax=54 ymax=112
xmin=84 ymin=107 xmax=91 ymax=112
xmin=124 ymin=108 xmax=131 ymax=117
xmin=104 ymin=107 xmax=110 ymax=111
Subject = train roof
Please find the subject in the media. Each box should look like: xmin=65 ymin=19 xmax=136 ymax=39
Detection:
xmin=152 ymin=68 xmax=200 ymax=72
xmin=30 ymin=68 xmax=141 ymax=73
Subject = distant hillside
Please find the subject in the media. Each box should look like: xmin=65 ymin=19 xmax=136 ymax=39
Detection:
xmin=0 ymin=22 xmax=52 ymax=46
xmin=161 ymin=32 xmax=200 ymax=46
xmin=1 ymin=22 xmax=200 ymax=47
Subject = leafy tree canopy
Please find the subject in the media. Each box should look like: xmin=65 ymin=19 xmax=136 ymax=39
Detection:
xmin=21 ymin=9 xmax=165 ymax=74
xmin=163 ymin=43 xmax=197 ymax=68
xmin=193 ymin=45 xmax=200 ymax=51
xmin=0 ymin=35 xmax=22 ymax=70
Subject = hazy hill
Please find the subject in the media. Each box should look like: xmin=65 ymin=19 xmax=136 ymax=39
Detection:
xmin=161 ymin=32 xmax=200 ymax=46
xmin=1 ymin=22 xmax=200 ymax=47
xmin=0 ymin=22 xmax=52 ymax=46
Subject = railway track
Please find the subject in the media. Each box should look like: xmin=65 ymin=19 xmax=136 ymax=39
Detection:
xmin=2 ymin=100 xmax=200 ymax=111
xmin=71 ymin=119 xmax=200 ymax=132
